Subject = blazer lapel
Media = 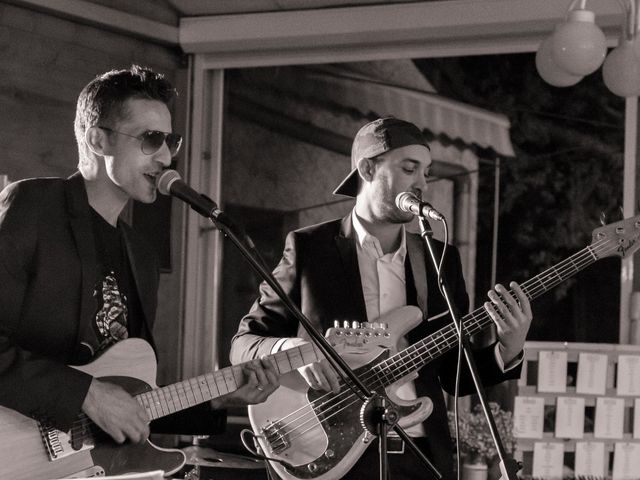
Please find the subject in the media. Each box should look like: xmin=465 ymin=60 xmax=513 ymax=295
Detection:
xmin=406 ymin=232 xmax=428 ymax=319
xmin=65 ymin=174 xmax=100 ymax=359
xmin=334 ymin=215 xmax=368 ymax=322
xmin=121 ymin=223 xmax=156 ymax=337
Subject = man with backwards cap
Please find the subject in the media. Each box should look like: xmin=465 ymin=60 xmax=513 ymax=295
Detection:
xmin=230 ymin=116 xmax=533 ymax=479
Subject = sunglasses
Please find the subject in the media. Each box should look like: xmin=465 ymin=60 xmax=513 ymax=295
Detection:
xmin=98 ymin=126 xmax=183 ymax=157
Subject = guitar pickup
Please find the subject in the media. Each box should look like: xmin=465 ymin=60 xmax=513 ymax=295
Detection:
xmin=261 ymin=420 xmax=290 ymax=454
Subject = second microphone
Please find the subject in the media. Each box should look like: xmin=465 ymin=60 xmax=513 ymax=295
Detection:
xmin=395 ymin=192 xmax=445 ymax=221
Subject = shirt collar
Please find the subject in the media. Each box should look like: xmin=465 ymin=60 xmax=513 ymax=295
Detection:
xmin=351 ymin=210 xmax=407 ymax=262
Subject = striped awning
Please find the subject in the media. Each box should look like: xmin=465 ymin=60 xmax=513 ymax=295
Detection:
xmin=301 ymin=69 xmax=515 ymax=159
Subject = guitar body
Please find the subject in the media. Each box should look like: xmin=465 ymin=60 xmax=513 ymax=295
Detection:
xmin=0 ymin=339 xmax=185 ymax=480
xmin=248 ymin=306 xmax=433 ymax=480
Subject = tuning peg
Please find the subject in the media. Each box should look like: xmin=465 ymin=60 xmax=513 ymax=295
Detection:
xmin=600 ymin=211 xmax=607 ymax=226
xmin=333 ymin=320 xmax=340 ymax=328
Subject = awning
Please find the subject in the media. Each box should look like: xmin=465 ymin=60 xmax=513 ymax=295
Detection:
xmin=299 ymin=68 xmax=515 ymax=158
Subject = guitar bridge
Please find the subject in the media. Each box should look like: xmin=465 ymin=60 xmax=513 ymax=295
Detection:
xmin=262 ymin=420 xmax=290 ymax=454
xmin=39 ymin=421 xmax=94 ymax=461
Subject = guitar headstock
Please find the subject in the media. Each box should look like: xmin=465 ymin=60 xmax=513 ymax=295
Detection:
xmin=591 ymin=214 xmax=640 ymax=259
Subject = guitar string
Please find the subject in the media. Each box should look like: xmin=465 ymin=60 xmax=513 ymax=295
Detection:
xmin=265 ymin=239 xmax=614 ymax=448
xmin=54 ymin=238 xmax=612 ymax=446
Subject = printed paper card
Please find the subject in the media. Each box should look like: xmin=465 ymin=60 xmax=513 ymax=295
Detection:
xmin=513 ymin=396 xmax=545 ymax=438
xmin=532 ymin=442 xmax=564 ymax=479
xmin=537 ymin=350 xmax=568 ymax=393
xmin=617 ymin=354 xmax=640 ymax=396
xmin=594 ymin=396 xmax=625 ymax=439
xmin=554 ymin=396 xmax=585 ymax=439
xmin=576 ymin=352 xmax=608 ymax=395
xmin=574 ymin=441 xmax=606 ymax=478
xmin=612 ymin=442 xmax=640 ymax=479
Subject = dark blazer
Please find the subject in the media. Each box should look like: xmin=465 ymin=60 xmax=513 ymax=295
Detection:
xmin=230 ymin=214 xmax=521 ymax=478
xmin=0 ymin=173 xmax=159 ymax=430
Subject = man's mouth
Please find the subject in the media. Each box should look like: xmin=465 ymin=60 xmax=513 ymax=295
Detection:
xmin=144 ymin=172 xmax=160 ymax=185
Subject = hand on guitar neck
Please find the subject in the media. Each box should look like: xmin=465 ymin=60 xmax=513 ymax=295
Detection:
xmin=81 ymin=355 xmax=280 ymax=444
xmin=210 ymin=356 xmax=280 ymax=408
xmin=278 ymin=338 xmax=341 ymax=394
xmin=483 ymin=281 xmax=533 ymax=367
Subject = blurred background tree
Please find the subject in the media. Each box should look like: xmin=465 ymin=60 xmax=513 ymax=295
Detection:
xmin=416 ymin=53 xmax=624 ymax=343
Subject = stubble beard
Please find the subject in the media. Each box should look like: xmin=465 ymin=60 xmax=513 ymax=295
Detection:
xmin=375 ymin=181 xmax=414 ymax=225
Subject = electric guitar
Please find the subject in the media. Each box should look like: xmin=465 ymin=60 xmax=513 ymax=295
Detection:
xmin=248 ymin=215 xmax=640 ymax=480
xmin=0 ymin=338 xmax=324 ymax=479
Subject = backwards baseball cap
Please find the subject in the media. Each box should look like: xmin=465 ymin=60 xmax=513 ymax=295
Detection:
xmin=333 ymin=116 xmax=430 ymax=197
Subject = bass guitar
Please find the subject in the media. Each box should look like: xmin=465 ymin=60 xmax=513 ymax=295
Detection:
xmin=248 ymin=215 xmax=640 ymax=480
xmin=0 ymin=337 xmax=323 ymax=479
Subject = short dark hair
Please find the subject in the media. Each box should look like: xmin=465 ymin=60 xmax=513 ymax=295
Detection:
xmin=75 ymin=65 xmax=176 ymax=165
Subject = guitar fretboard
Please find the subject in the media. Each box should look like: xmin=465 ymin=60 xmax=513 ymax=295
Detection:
xmin=136 ymin=342 xmax=321 ymax=420
xmin=370 ymin=239 xmax=611 ymax=388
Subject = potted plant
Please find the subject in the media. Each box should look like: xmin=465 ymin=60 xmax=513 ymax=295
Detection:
xmin=448 ymin=402 xmax=516 ymax=480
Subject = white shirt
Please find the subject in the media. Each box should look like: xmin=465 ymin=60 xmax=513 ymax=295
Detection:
xmin=352 ymin=211 xmax=427 ymax=436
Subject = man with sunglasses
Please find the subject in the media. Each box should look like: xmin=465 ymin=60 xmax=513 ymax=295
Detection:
xmin=0 ymin=65 xmax=278 ymax=447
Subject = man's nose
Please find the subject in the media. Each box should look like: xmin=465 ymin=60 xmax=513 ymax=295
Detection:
xmin=415 ymin=177 xmax=428 ymax=194
xmin=155 ymin=142 xmax=172 ymax=167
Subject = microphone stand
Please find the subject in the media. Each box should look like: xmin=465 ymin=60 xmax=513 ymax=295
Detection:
xmin=203 ymin=204 xmax=441 ymax=480
xmin=417 ymin=215 xmax=519 ymax=480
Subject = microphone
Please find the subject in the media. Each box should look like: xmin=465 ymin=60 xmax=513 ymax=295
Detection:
xmin=156 ymin=169 xmax=223 ymax=220
xmin=395 ymin=192 xmax=444 ymax=221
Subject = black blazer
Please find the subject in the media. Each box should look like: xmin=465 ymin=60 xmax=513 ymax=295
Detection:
xmin=0 ymin=173 xmax=159 ymax=430
xmin=231 ymin=214 xmax=521 ymax=477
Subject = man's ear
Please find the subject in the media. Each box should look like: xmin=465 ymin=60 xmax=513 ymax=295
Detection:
xmin=84 ymin=126 xmax=107 ymax=156
xmin=356 ymin=157 xmax=376 ymax=183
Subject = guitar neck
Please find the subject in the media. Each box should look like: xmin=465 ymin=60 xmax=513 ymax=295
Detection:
xmin=137 ymin=342 xmax=321 ymax=421
xmin=377 ymin=242 xmax=604 ymax=385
